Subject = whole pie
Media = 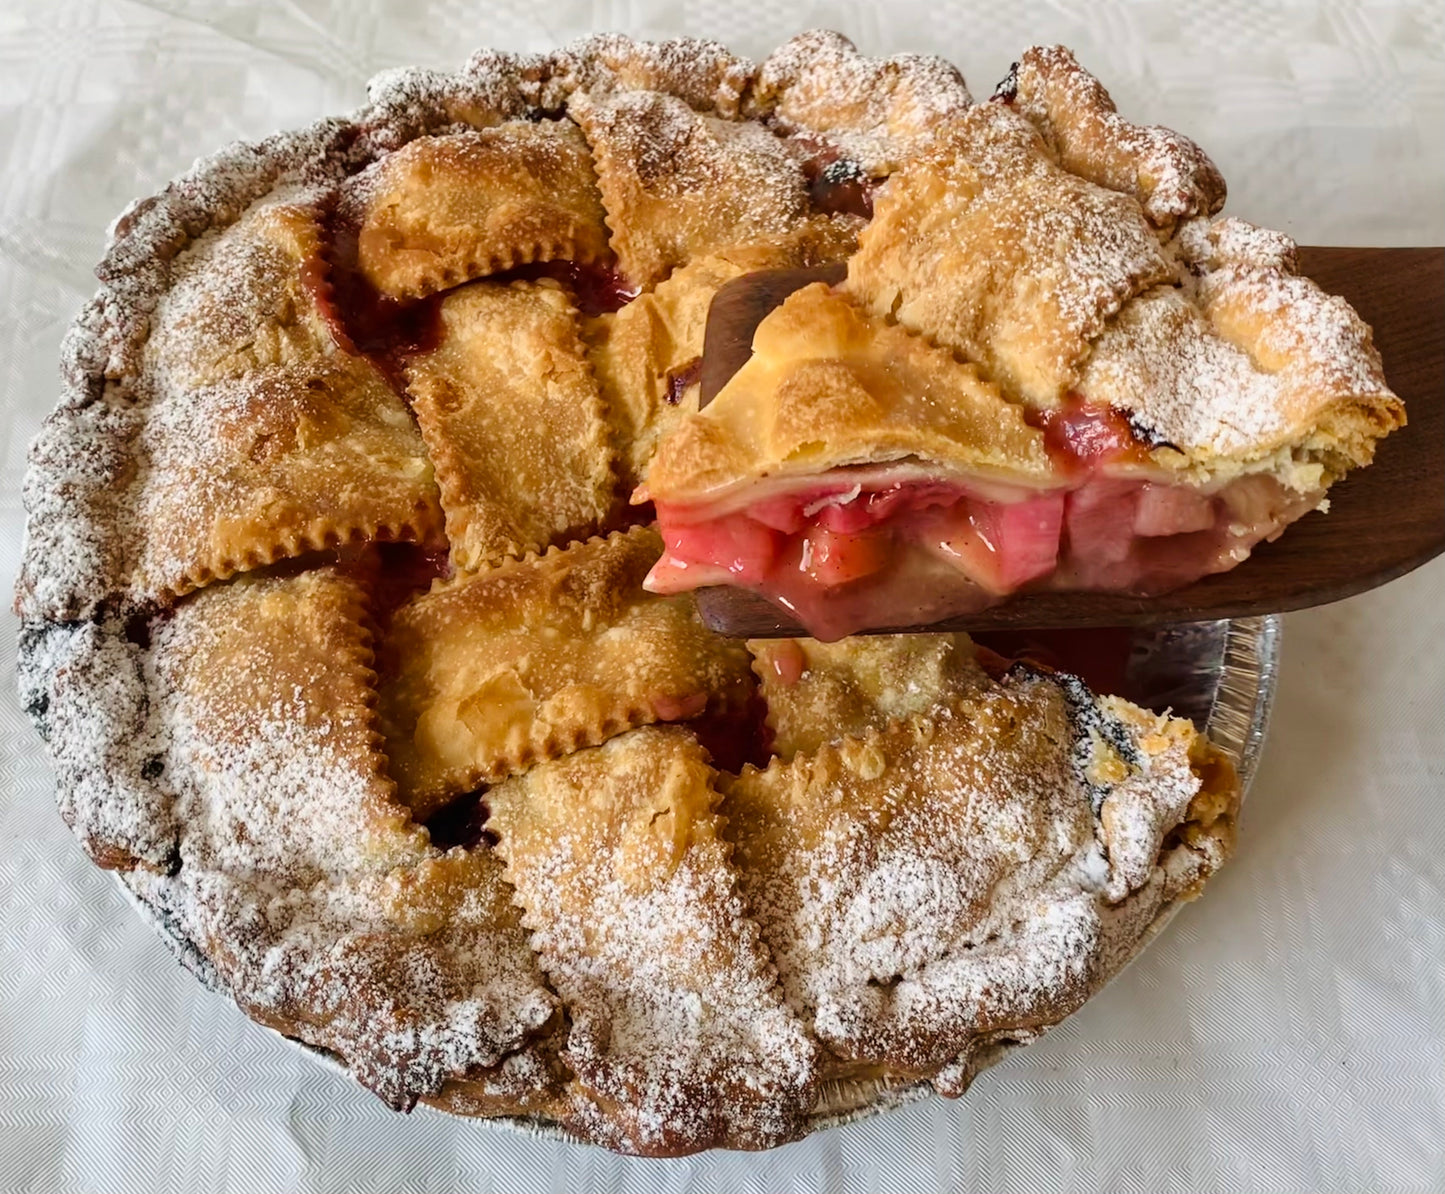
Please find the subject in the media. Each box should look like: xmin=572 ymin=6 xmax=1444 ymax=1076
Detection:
xmin=14 ymin=30 xmax=1391 ymax=1156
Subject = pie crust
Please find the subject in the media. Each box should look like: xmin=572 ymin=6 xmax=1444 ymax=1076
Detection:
xmin=403 ymin=278 xmax=614 ymax=571
xmin=640 ymin=80 xmax=1402 ymax=636
xmin=18 ymin=32 xmax=1268 ymax=1155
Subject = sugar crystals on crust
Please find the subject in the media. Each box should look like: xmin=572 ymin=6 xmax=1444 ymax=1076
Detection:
xmin=487 ymin=726 xmax=818 ymax=1154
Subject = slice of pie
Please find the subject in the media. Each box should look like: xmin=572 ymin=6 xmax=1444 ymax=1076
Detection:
xmin=640 ymin=66 xmax=1404 ymax=639
xmin=16 ymin=30 xmax=1334 ymax=1156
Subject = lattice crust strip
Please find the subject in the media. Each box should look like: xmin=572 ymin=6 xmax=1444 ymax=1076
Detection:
xmin=349 ymin=119 xmax=612 ymax=301
xmin=122 ymin=197 xmax=445 ymax=604
xmin=486 ymin=726 xmax=818 ymax=1155
xmin=404 ymin=278 xmax=616 ymax=572
xmin=376 ymin=527 xmax=755 ymax=819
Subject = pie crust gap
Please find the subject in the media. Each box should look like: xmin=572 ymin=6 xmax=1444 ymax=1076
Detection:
xmin=376 ymin=526 xmax=755 ymax=820
xmin=486 ymin=725 xmax=818 ymax=1155
xmin=403 ymin=277 xmax=616 ymax=572
xmin=721 ymin=669 xmax=1239 ymax=1092
xmin=350 ymin=118 xmax=613 ymax=301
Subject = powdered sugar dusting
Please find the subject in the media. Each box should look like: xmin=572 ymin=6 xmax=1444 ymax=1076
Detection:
xmin=1082 ymin=216 xmax=1400 ymax=467
xmin=17 ymin=617 xmax=175 ymax=872
xmin=723 ymin=668 xmax=1220 ymax=1087
xmin=751 ymin=30 xmax=974 ymax=172
xmin=13 ymin=31 xmax=1258 ymax=1150
xmin=488 ymin=726 xmax=817 ymax=1153
xmin=1006 ymin=45 xmax=1226 ymax=228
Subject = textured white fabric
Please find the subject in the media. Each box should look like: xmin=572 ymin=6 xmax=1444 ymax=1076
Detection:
xmin=1 ymin=2 xmax=1442 ymax=1190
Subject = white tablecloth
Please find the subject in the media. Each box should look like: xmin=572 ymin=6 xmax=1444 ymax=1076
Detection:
xmin=1 ymin=2 xmax=1441 ymax=1191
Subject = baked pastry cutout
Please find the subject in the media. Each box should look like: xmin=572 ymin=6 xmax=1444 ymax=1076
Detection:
xmin=18 ymin=30 xmax=1338 ymax=1154
xmin=488 ymin=726 xmax=817 ymax=1154
xmin=643 ymin=88 xmax=1402 ymax=638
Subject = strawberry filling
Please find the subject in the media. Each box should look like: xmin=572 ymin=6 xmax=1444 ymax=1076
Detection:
xmin=645 ymin=398 xmax=1321 ymax=640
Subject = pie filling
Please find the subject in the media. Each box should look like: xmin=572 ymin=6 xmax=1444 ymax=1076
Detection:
xmin=644 ymin=399 xmax=1322 ymax=640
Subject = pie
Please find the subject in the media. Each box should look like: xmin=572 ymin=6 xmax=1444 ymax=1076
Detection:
xmin=640 ymin=47 xmax=1404 ymax=639
xmin=19 ymin=31 xmax=1271 ymax=1155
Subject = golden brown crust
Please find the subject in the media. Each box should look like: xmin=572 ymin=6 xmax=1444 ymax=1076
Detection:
xmin=376 ymin=528 xmax=754 ymax=819
xmin=152 ymin=567 xmax=426 ymax=878
xmin=586 ymin=244 xmax=842 ymax=490
xmin=19 ymin=32 xmax=1313 ymax=1153
xmin=749 ymin=633 xmax=985 ymax=760
xmin=405 ymin=279 xmax=615 ymax=572
xmin=749 ymin=30 xmax=974 ymax=172
xmin=138 ymin=572 xmax=562 ymax=1108
xmin=487 ymin=726 xmax=817 ymax=1154
xmin=568 ymin=86 xmax=857 ymax=290
xmin=354 ymin=120 xmax=611 ymax=300
xmin=535 ymin=34 xmax=755 ymax=118
xmin=643 ymin=283 xmax=1052 ymax=505
xmin=1005 ymin=45 xmax=1226 ymax=229
xmin=846 ymin=102 xmax=1172 ymax=407
xmin=132 ymin=351 xmax=443 ymax=603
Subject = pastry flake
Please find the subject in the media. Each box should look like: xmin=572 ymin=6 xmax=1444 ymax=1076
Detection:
xmin=487 ymin=726 xmax=817 ymax=1154
xmin=404 ymin=278 xmax=615 ymax=572
xmin=750 ymin=632 xmax=985 ymax=760
xmin=354 ymin=120 xmax=611 ymax=300
xmin=569 ymin=86 xmax=857 ymax=290
xmin=376 ymin=527 xmax=754 ymax=818
xmin=131 ymin=351 xmax=443 ymax=602
xmin=1001 ymin=45 xmax=1226 ymax=229
xmin=845 ymin=101 xmax=1172 ymax=406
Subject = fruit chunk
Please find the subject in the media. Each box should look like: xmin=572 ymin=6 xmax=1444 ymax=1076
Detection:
xmin=923 ymin=494 xmax=1064 ymax=593
xmin=1134 ymin=483 xmax=1216 ymax=537
xmin=798 ymin=526 xmax=891 ymax=587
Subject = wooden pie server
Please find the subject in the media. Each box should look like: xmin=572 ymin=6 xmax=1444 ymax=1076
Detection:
xmin=691 ymin=248 xmax=1445 ymax=638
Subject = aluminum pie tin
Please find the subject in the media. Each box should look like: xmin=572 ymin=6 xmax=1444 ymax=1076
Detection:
xmin=119 ymin=614 xmax=1281 ymax=1145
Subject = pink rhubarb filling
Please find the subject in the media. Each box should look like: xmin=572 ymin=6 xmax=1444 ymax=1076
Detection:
xmin=644 ymin=399 xmax=1320 ymax=640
